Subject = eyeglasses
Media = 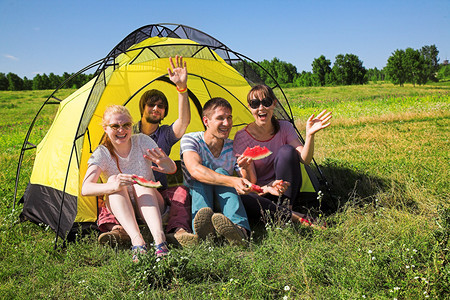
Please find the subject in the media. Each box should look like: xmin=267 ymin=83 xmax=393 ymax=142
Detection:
xmin=107 ymin=122 xmax=132 ymax=131
xmin=248 ymin=97 xmax=274 ymax=109
xmin=147 ymin=103 xmax=166 ymax=109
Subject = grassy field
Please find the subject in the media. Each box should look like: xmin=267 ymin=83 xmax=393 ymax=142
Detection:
xmin=0 ymin=83 xmax=449 ymax=299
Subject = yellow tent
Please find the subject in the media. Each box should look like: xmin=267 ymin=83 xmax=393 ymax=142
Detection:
xmin=16 ymin=24 xmax=320 ymax=243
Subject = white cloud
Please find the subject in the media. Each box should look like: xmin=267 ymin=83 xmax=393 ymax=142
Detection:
xmin=4 ymin=54 xmax=19 ymax=61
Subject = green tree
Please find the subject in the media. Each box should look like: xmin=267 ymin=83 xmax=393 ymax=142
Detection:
xmin=420 ymin=45 xmax=439 ymax=82
xmin=437 ymin=64 xmax=450 ymax=80
xmin=332 ymin=54 xmax=367 ymax=85
xmin=312 ymin=55 xmax=332 ymax=86
xmin=0 ymin=72 xmax=8 ymax=90
xmin=7 ymin=72 xmax=23 ymax=90
xmin=23 ymin=76 xmax=33 ymax=90
xmin=405 ymin=47 xmax=428 ymax=86
xmin=385 ymin=49 xmax=407 ymax=86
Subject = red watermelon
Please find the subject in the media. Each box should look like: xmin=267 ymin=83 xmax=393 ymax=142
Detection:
xmin=132 ymin=175 xmax=162 ymax=188
xmin=242 ymin=145 xmax=272 ymax=160
xmin=251 ymin=184 xmax=264 ymax=193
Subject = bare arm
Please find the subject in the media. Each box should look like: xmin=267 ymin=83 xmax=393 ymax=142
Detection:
xmin=290 ymin=110 xmax=332 ymax=165
xmin=168 ymin=56 xmax=190 ymax=139
xmin=81 ymin=165 xmax=134 ymax=196
xmin=183 ymin=150 xmax=252 ymax=194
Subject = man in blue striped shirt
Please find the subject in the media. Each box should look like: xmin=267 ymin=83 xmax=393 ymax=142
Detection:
xmin=180 ymin=98 xmax=252 ymax=246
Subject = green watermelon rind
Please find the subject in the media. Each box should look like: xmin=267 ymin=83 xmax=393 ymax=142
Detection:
xmin=132 ymin=175 xmax=162 ymax=188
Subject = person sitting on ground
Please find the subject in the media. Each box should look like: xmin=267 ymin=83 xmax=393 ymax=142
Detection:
xmin=97 ymin=56 xmax=197 ymax=248
xmin=82 ymin=105 xmax=176 ymax=262
xmin=233 ymin=84 xmax=331 ymax=225
xmin=179 ymin=97 xmax=283 ymax=246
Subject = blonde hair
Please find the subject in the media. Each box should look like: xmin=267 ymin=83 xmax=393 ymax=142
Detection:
xmin=101 ymin=105 xmax=133 ymax=172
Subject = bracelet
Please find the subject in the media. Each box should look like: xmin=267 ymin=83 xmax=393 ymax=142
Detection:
xmin=176 ymin=86 xmax=187 ymax=93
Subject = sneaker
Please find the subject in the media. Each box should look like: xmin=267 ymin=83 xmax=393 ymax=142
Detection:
xmin=193 ymin=207 xmax=215 ymax=240
xmin=98 ymin=227 xmax=131 ymax=248
xmin=131 ymin=244 xmax=148 ymax=263
xmin=211 ymin=213 xmax=248 ymax=246
xmin=173 ymin=228 xmax=199 ymax=247
xmin=155 ymin=241 xmax=169 ymax=258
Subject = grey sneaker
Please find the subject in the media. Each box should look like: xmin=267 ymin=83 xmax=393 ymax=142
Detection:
xmin=193 ymin=207 xmax=215 ymax=240
xmin=211 ymin=213 xmax=247 ymax=246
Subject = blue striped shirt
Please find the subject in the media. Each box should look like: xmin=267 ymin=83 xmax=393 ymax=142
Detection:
xmin=180 ymin=131 xmax=237 ymax=188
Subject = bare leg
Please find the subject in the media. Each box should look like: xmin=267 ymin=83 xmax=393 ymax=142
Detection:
xmin=134 ymin=184 xmax=166 ymax=245
xmin=106 ymin=186 xmax=145 ymax=246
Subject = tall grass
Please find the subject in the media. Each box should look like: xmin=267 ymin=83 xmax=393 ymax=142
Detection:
xmin=0 ymin=84 xmax=449 ymax=299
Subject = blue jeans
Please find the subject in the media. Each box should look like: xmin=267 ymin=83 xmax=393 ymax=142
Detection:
xmin=190 ymin=168 xmax=250 ymax=232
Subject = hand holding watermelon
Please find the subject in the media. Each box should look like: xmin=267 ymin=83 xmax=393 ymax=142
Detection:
xmin=264 ymin=180 xmax=290 ymax=196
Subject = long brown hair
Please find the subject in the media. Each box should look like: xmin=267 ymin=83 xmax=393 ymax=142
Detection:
xmin=101 ymin=105 xmax=133 ymax=173
xmin=247 ymin=85 xmax=280 ymax=134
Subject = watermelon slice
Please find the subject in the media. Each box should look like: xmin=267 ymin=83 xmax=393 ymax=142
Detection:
xmin=242 ymin=145 xmax=272 ymax=160
xmin=251 ymin=184 xmax=264 ymax=193
xmin=132 ymin=175 xmax=162 ymax=188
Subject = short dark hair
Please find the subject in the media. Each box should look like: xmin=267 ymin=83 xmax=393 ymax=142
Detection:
xmin=139 ymin=89 xmax=169 ymax=117
xmin=202 ymin=97 xmax=232 ymax=119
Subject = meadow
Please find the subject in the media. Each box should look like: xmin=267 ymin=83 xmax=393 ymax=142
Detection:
xmin=0 ymin=83 xmax=449 ymax=299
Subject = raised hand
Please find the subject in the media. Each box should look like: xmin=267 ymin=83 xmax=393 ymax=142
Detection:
xmin=144 ymin=148 xmax=177 ymax=174
xmin=168 ymin=55 xmax=187 ymax=89
xmin=306 ymin=109 xmax=332 ymax=136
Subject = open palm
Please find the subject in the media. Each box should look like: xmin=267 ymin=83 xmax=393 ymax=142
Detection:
xmin=168 ymin=55 xmax=187 ymax=87
xmin=306 ymin=109 xmax=332 ymax=135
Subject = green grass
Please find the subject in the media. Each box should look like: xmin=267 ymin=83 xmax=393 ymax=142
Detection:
xmin=0 ymin=84 xmax=449 ymax=299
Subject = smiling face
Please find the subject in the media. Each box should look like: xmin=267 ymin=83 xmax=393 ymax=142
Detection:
xmin=248 ymin=90 xmax=277 ymax=125
xmin=203 ymin=106 xmax=233 ymax=140
xmin=143 ymin=99 xmax=166 ymax=124
xmin=103 ymin=112 xmax=133 ymax=146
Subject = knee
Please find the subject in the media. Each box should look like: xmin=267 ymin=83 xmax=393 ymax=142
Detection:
xmin=276 ymin=144 xmax=299 ymax=164
xmin=107 ymin=175 xmax=119 ymax=183
xmin=215 ymin=168 xmax=230 ymax=176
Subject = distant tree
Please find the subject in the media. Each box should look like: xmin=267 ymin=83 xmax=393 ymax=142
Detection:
xmin=294 ymin=71 xmax=320 ymax=87
xmin=332 ymin=54 xmax=367 ymax=85
xmin=0 ymin=73 xmax=8 ymax=90
xmin=366 ymin=67 xmax=385 ymax=82
xmin=48 ymin=72 xmax=61 ymax=89
xmin=312 ymin=55 xmax=332 ymax=86
xmin=23 ymin=76 xmax=33 ymax=90
xmin=437 ymin=64 xmax=450 ymax=80
xmin=7 ymin=72 xmax=24 ymax=91
xmin=420 ymin=44 xmax=439 ymax=81
xmin=385 ymin=49 xmax=408 ymax=86
xmin=404 ymin=48 xmax=428 ymax=86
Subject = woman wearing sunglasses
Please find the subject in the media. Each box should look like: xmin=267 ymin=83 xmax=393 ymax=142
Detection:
xmin=81 ymin=105 xmax=177 ymax=261
xmin=233 ymin=84 xmax=331 ymax=225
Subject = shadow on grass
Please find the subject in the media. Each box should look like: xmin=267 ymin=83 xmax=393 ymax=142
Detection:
xmin=316 ymin=158 xmax=418 ymax=216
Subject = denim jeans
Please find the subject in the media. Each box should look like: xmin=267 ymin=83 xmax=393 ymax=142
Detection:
xmin=190 ymin=168 xmax=250 ymax=232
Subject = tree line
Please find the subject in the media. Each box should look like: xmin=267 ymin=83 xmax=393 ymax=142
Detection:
xmin=1 ymin=44 xmax=448 ymax=91
xmin=0 ymin=72 xmax=95 ymax=91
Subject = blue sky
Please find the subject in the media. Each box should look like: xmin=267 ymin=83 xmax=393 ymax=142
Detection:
xmin=1 ymin=0 xmax=449 ymax=78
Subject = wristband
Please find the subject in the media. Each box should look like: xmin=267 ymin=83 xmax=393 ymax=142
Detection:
xmin=176 ymin=86 xmax=187 ymax=93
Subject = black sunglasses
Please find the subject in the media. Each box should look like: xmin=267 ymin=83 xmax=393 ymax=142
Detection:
xmin=248 ymin=97 xmax=274 ymax=109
